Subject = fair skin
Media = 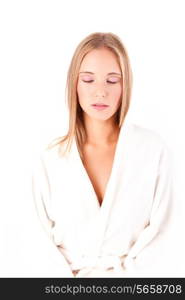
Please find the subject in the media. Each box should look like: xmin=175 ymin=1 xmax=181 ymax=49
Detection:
xmin=76 ymin=47 xmax=123 ymax=205
xmin=77 ymin=47 xmax=123 ymax=146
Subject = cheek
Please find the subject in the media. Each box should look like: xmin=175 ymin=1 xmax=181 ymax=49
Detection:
xmin=111 ymin=85 xmax=122 ymax=101
xmin=77 ymin=82 xmax=89 ymax=98
xmin=77 ymin=83 xmax=90 ymax=108
xmin=76 ymin=82 xmax=81 ymax=97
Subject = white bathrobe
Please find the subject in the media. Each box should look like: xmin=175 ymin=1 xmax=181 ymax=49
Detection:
xmin=32 ymin=120 xmax=173 ymax=277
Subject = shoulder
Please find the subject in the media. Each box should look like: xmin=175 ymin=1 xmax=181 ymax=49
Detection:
xmin=45 ymin=136 xmax=69 ymax=158
xmin=126 ymin=123 xmax=173 ymax=164
xmin=34 ymin=137 xmax=69 ymax=173
xmin=128 ymin=123 xmax=168 ymax=149
xmin=124 ymin=124 xmax=174 ymax=177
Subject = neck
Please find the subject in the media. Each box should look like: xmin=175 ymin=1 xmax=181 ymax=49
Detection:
xmin=83 ymin=115 xmax=120 ymax=146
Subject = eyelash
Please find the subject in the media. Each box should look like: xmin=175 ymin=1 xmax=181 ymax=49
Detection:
xmin=82 ymin=80 xmax=117 ymax=84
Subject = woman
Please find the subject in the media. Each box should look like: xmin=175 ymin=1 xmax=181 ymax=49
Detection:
xmin=32 ymin=32 xmax=173 ymax=277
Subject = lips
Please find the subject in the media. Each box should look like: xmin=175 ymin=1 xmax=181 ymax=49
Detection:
xmin=91 ymin=103 xmax=109 ymax=107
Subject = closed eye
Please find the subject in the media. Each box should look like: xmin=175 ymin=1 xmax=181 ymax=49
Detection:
xmin=82 ymin=80 xmax=94 ymax=83
xmin=82 ymin=80 xmax=118 ymax=84
xmin=107 ymin=81 xmax=117 ymax=84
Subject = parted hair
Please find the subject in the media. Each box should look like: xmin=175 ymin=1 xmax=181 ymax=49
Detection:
xmin=47 ymin=32 xmax=133 ymax=159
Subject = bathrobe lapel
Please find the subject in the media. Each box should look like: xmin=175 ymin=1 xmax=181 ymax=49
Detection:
xmin=69 ymin=118 xmax=133 ymax=254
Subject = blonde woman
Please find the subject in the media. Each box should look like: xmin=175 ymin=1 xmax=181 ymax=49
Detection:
xmin=32 ymin=32 xmax=173 ymax=277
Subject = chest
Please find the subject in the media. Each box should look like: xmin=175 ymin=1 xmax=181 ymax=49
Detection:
xmin=81 ymin=144 xmax=117 ymax=206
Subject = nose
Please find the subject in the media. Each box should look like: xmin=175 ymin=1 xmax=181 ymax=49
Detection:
xmin=95 ymin=86 xmax=106 ymax=98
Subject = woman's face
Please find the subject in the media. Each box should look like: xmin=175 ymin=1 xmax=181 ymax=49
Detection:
xmin=77 ymin=48 xmax=123 ymax=122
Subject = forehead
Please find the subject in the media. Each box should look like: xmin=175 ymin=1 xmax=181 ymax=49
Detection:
xmin=79 ymin=48 xmax=121 ymax=73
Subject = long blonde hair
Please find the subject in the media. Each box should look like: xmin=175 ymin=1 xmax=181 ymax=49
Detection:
xmin=47 ymin=32 xmax=133 ymax=159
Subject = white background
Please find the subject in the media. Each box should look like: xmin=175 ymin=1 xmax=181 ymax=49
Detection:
xmin=0 ymin=0 xmax=185 ymax=276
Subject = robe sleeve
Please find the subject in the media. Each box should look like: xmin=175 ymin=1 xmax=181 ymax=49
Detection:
xmin=124 ymin=143 xmax=175 ymax=276
xmin=31 ymin=152 xmax=74 ymax=277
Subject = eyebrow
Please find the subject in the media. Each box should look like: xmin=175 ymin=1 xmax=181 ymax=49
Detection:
xmin=79 ymin=71 xmax=122 ymax=76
